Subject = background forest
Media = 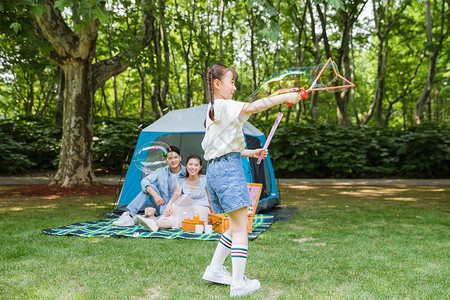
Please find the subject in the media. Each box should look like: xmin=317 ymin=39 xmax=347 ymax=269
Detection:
xmin=0 ymin=0 xmax=449 ymax=180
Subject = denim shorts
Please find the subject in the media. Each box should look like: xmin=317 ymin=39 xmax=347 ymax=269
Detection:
xmin=206 ymin=152 xmax=250 ymax=214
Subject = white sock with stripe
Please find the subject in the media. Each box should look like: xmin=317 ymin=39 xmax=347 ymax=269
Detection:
xmin=210 ymin=232 xmax=232 ymax=269
xmin=231 ymin=244 xmax=248 ymax=285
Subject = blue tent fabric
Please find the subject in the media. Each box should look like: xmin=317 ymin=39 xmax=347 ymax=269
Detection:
xmin=42 ymin=214 xmax=275 ymax=241
xmin=114 ymin=105 xmax=280 ymax=215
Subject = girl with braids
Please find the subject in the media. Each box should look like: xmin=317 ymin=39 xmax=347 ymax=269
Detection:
xmin=201 ymin=64 xmax=301 ymax=297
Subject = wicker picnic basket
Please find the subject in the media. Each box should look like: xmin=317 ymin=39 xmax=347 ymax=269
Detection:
xmin=208 ymin=213 xmax=253 ymax=233
xmin=181 ymin=219 xmax=204 ymax=232
xmin=206 ymin=183 xmax=262 ymax=234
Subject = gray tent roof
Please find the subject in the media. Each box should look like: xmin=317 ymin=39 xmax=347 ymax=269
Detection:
xmin=143 ymin=104 xmax=263 ymax=137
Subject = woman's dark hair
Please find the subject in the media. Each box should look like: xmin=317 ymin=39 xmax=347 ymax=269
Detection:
xmin=185 ymin=154 xmax=203 ymax=177
xmin=205 ymin=64 xmax=238 ymax=122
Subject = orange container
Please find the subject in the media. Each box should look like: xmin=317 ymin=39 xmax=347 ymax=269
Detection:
xmin=181 ymin=219 xmax=204 ymax=232
xmin=208 ymin=213 xmax=253 ymax=233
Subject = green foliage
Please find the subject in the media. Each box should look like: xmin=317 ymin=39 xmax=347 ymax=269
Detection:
xmin=270 ymin=123 xmax=450 ymax=178
xmin=0 ymin=116 xmax=61 ymax=174
xmin=1 ymin=117 xmax=448 ymax=178
xmin=0 ymin=116 xmax=148 ymax=175
xmin=1 ymin=0 xmax=449 ymax=125
xmin=92 ymin=116 xmax=147 ymax=174
xmin=393 ymin=125 xmax=450 ymax=177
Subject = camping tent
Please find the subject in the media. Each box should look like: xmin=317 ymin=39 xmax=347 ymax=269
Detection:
xmin=114 ymin=104 xmax=280 ymax=214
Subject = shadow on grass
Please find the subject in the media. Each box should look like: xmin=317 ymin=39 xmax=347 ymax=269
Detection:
xmin=0 ymin=195 xmax=114 ymax=215
xmin=278 ymin=185 xmax=450 ymax=209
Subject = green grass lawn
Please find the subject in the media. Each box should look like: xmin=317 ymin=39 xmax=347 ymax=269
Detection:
xmin=0 ymin=185 xmax=449 ymax=299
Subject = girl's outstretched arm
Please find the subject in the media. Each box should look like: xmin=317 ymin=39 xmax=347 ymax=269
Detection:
xmin=241 ymin=92 xmax=299 ymax=115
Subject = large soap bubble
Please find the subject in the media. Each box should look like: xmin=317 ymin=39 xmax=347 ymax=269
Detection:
xmin=133 ymin=141 xmax=170 ymax=174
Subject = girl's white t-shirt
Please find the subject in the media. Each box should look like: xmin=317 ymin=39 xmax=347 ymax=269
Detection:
xmin=201 ymin=99 xmax=250 ymax=161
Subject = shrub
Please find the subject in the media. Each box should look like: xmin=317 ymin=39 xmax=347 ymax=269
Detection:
xmin=93 ymin=116 xmax=147 ymax=174
xmin=0 ymin=116 xmax=148 ymax=175
xmin=269 ymin=122 xmax=450 ymax=178
xmin=0 ymin=116 xmax=61 ymax=174
xmin=1 ymin=116 xmax=448 ymax=178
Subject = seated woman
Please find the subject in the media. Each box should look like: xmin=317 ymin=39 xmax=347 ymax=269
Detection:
xmin=136 ymin=154 xmax=212 ymax=232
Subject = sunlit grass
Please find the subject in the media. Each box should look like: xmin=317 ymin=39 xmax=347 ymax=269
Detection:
xmin=0 ymin=185 xmax=449 ymax=299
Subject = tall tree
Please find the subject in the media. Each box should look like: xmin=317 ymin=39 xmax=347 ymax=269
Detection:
xmin=318 ymin=0 xmax=367 ymax=126
xmin=306 ymin=0 xmax=322 ymax=121
xmin=361 ymin=0 xmax=408 ymax=127
xmin=245 ymin=2 xmax=258 ymax=91
xmin=415 ymin=0 xmax=449 ymax=124
xmin=174 ymin=0 xmax=196 ymax=108
xmin=218 ymin=0 xmax=225 ymax=64
xmin=0 ymin=30 xmax=58 ymax=117
xmin=13 ymin=0 xmax=156 ymax=186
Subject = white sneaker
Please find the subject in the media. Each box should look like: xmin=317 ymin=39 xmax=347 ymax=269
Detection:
xmin=112 ymin=212 xmax=135 ymax=227
xmin=230 ymin=277 xmax=261 ymax=297
xmin=136 ymin=215 xmax=159 ymax=232
xmin=202 ymin=265 xmax=233 ymax=285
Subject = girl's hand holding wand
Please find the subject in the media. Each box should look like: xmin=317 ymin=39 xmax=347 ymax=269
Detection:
xmin=241 ymin=148 xmax=268 ymax=159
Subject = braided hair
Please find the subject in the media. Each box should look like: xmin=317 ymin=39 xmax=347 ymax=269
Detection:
xmin=205 ymin=64 xmax=238 ymax=122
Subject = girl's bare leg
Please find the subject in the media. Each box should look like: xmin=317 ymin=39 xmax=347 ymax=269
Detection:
xmin=227 ymin=207 xmax=248 ymax=245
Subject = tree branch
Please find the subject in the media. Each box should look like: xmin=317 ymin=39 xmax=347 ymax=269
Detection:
xmin=92 ymin=55 xmax=130 ymax=91
xmin=139 ymin=0 xmax=156 ymax=47
xmin=31 ymin=0 xmax=79 ymax=59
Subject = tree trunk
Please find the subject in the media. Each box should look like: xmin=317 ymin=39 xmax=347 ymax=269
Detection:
xmin=290 ymin=0 xmax=308 ymax=123
xmin=32 ymin=0 xmax=155 ymax=186
xmin=362 ymin=0 xmax=387 ymax=126
xmin=100 ymin=85 xmax=111 ymax=117
xmin=363 ymin=0 xmax=407 ymax=127
xmin=349 ymin=30 xmax=359 ymax=125
xmin=307 ymin=0 xmax=321 ymax=121
xmin=335 ymin=10 xmax=352 ymax=127
xmin=317 ymin=1 xmax=366 ymax=126
xmin=112 ymin=76 xmax=120 ymax=116
xmin=137 ymin=66 xmax=145 ymax=119
xmin=415 ymin=0 xmax=447 ymax=124
xmin=218 ymin=0 xmax=224 ymax=64
xmin=55 ymin=67 xmax=64 ymax=126
xmin=53 ymin=61 xmax=95 ymax=186
xmin=335 ymin=2 xmax=367 ymax=126
xmin=246 ymin=3 xmax=257 ymax=91
xmin=159 ymin=0 xmax=170 ymax=111
xmin=105 ymin=20 xmax=120 ymax=117
xmin=175 ymin=0 xmax=195 ymax=108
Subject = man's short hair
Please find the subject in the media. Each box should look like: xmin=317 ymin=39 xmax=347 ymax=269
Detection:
xmin=168 ymin=145 xmax=181 ymax=156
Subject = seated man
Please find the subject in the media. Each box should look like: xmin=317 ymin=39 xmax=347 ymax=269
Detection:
xmin=113 ymin=145 xmax=186 ymax=227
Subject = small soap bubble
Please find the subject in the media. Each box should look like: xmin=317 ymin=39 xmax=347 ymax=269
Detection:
xmin=133 ymin=141 xmax=171 ymax=174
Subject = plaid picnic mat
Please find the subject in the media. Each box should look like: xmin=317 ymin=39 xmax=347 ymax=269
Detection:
xmin=42 ymin=214 xmax=274 ymax=241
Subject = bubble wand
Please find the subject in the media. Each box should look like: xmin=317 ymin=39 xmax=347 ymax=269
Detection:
xmin=257 ymin=112 xmax=283 ymax=164
xmin=285 ymin=57 xmax=355 ymax=106
xmin=246 ymin=57 xmax=355 ymax=106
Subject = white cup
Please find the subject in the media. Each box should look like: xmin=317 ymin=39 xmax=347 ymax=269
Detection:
xmin=195 ymin=224 xmax=204 ymax=234
xmin=204 ymin=224 xmax=213 ymax=234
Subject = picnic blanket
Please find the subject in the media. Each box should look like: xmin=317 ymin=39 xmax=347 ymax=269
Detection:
xmin=42 ymin=214 xmax=274 ymax=241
